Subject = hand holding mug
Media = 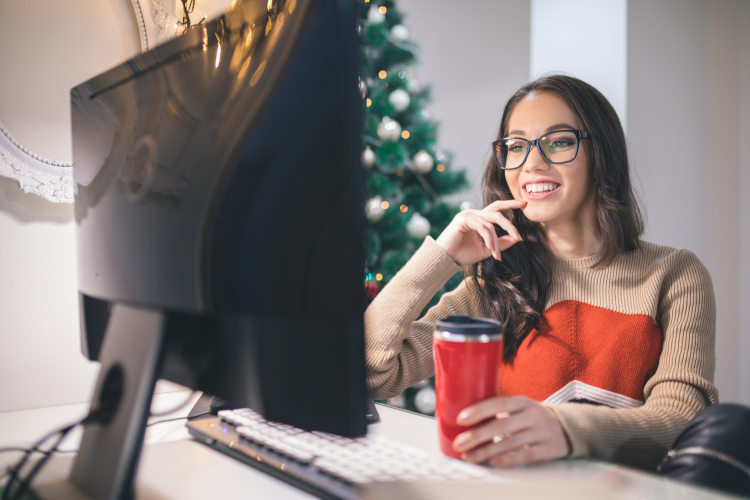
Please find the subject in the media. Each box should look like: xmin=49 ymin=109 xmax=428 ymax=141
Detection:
xmin=452 ymin=395 xmax=570 ymax=467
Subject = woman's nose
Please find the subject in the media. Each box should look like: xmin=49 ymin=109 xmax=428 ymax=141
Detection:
xmin=523 ymin=144 xmax=549 ymax=172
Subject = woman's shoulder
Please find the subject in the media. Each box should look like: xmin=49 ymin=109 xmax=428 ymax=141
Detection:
xmin=617 ymin=240 xmax=711 ymax=284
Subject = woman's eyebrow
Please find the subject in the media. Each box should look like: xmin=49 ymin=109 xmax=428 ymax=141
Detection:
xmin=545 ymin=123 xmax=577 ymax=133
xmin=507 ymin=123 xmax=577 ymax=137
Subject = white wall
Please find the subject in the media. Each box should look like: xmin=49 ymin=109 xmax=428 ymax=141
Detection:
xmin=628 ymin=0 xmax=750 ymax=404
xmin=531 ymin=0 xmax=628 ymax=129
xmin=0 ymin=0 xmax=232 ymax=412
xmin=397 ymin=0 xmax=531 ymax=209
xmin=739 ymin=1 xmax=750 ymax=406
xmin=0 ymin=0 xmax=141 ymax=412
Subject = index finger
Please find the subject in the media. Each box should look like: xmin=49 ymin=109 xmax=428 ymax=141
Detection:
xmin=457 ymin=396 xmax=532 ymax=425
xmin=484 ymin=199 xmax=527 ymax=212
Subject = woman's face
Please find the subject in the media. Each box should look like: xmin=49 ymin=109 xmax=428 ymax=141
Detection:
xmin=503 ymin=92 xmax=594 ymax=227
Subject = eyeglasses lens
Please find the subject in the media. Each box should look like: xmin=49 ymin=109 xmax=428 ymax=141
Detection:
xmin=496 ymin=131 xmax=579 ymax=169
xmin=540 ymin=131 xmax=578 ymax=163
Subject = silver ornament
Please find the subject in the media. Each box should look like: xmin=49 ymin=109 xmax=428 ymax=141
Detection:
xmin=407 ymin=213 xmax=431 ymax=239
xmin=367 ymin=5 xmax=385 ymax=23
xmin=411 ymin=149 xmax=434 ymax=174
xmin=365 ymin=196 xmax=385 ymax=222
xmin=388 ymin=89 xmax=410 ymax=113
xmin=414 ymin=386 xmax=436 ymax=414
xmin=377 ymin=117 xmax=402 ymax=142
xmin=390 ymin=24 xmax=409 ymax=41
xmin=361 ymin=146 xmax=375 ymax=169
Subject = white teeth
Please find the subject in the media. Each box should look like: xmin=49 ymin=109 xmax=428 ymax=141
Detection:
xmin=525 ymin=183 xmax=558 ymax=194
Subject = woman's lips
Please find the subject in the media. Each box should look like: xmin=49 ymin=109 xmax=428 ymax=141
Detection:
xmin=523 ymin=183 xmax=560 ymax=200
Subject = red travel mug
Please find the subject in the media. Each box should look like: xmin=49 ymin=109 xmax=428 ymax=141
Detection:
xmin=433 ymin=315 xmax=503 ymax=458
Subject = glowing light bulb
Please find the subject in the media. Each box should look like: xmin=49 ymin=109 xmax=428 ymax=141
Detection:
xmin=378 ymin=70 xmax=387 ymax=79
xmin=379 ymin=6 xmax=386 ymax=13
xmin=400 ymin=205 xmax=408 ymax=213
xmin=381 ymin=201 xmax=389 ymax=209
xmin=401 ymin=131 xmax=410 ymax=139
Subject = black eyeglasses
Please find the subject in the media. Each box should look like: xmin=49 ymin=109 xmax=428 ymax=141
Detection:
xmin=492 ymin=130 xmax=591 ymax=170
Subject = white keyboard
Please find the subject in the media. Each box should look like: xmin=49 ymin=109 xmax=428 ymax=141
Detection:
xmin=215 ymin=407 xmax=498 ymax=485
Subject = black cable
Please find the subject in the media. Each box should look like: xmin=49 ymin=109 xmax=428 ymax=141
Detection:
xmin=1 ymin=403 xmax=115 ymax=500
xmin=147 ymin=411 xmax=210 ymax=427
xmin=1 ymin=424 xmax=71 ymax=500
xmin=10 ymin=426 xmax=74 ymax=500
xmin=149 ymin=390 xmax=199 ymax=418
xmin=0 ymin=447 xmax=77 ymax=456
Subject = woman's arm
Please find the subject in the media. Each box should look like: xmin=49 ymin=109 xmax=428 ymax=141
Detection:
xmin=450 ymin=249 xmax=718 ymax=470
xmin=547 ymin=249 xmax=718 ymax=469
xmin=364 ymin=237 xmax=465 ymax=399
xmin=365 ymin=200 xmax=525 ymax=400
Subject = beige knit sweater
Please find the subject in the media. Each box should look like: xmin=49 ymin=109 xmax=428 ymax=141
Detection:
xmin=364 ymin=237 xmax=718 ymax=470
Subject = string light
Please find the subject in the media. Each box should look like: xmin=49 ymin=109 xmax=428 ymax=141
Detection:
xmin=379 ymin=70 xmax=387 ymax=79
xmin=400 ymin=205 xmax=408 ymax=213
xmin=401 ymin=131 xmax=410 ymax=139
xmin=376 ymin=274 xmax=383 ymax=281
xmin=379 ymin=6 xmax=387 ymax=13
xmin=366 ymin=98 xmax=372 ymax=107
xmin=381 ymin=201 xmax=389 ymax=209
xmin=437 ymin=164 xmax=445 ymax=172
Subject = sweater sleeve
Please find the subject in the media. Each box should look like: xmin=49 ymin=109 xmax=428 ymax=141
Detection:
xmin=365 ymin=237 xmax=488 ymax=400
xmin=547 ymin=250 xmax=718 ymax=470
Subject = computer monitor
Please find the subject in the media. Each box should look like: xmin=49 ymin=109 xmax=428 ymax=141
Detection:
xmin=37 ymin=0 xmax=365 ymax=498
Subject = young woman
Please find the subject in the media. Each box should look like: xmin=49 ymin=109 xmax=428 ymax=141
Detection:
xmin=364 ymin=75 xmax=717 ymax=471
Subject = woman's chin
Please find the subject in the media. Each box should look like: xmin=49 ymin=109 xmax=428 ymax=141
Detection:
xmin=521 ymin=206 xmax=558 ymax=224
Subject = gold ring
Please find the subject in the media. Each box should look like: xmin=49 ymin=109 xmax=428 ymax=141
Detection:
xmin=492 ymin=434 xmax=508 ymax=444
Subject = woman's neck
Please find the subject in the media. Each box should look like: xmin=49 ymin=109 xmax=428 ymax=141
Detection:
xmin=540 ymin=197 xmax=601 ymax=260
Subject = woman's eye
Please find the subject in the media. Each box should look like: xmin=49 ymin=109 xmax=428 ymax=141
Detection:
xmin=547 ymin=139 xmax=574 ymax=150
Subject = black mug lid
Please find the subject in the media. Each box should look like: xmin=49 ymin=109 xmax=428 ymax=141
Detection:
xmin=435 ymin=315 xmax=502 ymax=335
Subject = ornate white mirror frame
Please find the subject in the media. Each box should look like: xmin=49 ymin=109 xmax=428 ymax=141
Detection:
xmin=0 ymin=0 xmax=180 ymax=204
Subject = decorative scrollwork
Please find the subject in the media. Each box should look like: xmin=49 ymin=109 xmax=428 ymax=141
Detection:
xmin=0 ymin=0 xmax=153 ymax=203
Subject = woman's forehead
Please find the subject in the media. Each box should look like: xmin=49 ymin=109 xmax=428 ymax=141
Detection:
xmin=507 ymin=92 xmax=581 ymax=134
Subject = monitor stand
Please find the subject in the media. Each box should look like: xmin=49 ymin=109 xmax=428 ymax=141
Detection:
xmin=31 ymin=304 xmax=166 ymax=500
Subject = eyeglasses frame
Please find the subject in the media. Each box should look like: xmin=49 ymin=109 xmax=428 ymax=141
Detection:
xmin=492 ymin=129 xmax=591 ymax=170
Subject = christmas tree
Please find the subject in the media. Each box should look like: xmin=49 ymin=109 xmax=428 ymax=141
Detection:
xmin=358 ymin=0 xmax=469 ymax=416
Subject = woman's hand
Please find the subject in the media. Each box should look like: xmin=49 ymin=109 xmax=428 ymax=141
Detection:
xmin=452 ymin=396 xmax=570 ymax=467
xmin=435 ymin=200 xmax=526 ymax=266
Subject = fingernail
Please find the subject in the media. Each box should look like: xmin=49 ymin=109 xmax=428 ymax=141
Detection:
xmin=457 ymin=411 xmax=470 ymax=423
xmin=454 ymin=434 xmax=469 ymax=450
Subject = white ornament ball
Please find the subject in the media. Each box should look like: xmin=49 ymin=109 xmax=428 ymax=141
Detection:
xmin=411 ymin=149 xmax=434 ymax=174
xmin=367 ymin=5 xmax=385 ymax=23
xmin=387 ymin=393 xmax=406 ymax=408
xmin=407 ymin=213 xmax=431 ymax=239
xmin=377 ymin=117 xmax=402 ymax=142
xmin=388 ymin=89 xmax=410 ymax=113
xmin=414 ymin=386 xmax=436 ymax=414
xmin=390 ymin=24 xmax=410 ymax=41
xmin=366 ymin=196 xmax=385 ymax=222
xmin=361 ymin=146 xmax=375 ymax=168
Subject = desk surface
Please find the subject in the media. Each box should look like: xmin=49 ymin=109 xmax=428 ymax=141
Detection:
xmin=0 ymin=392 xmax=740 ymax=500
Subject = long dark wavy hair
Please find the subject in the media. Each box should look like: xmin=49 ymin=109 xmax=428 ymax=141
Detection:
xmin=468 ymin=75 xmax=645 ymax=359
